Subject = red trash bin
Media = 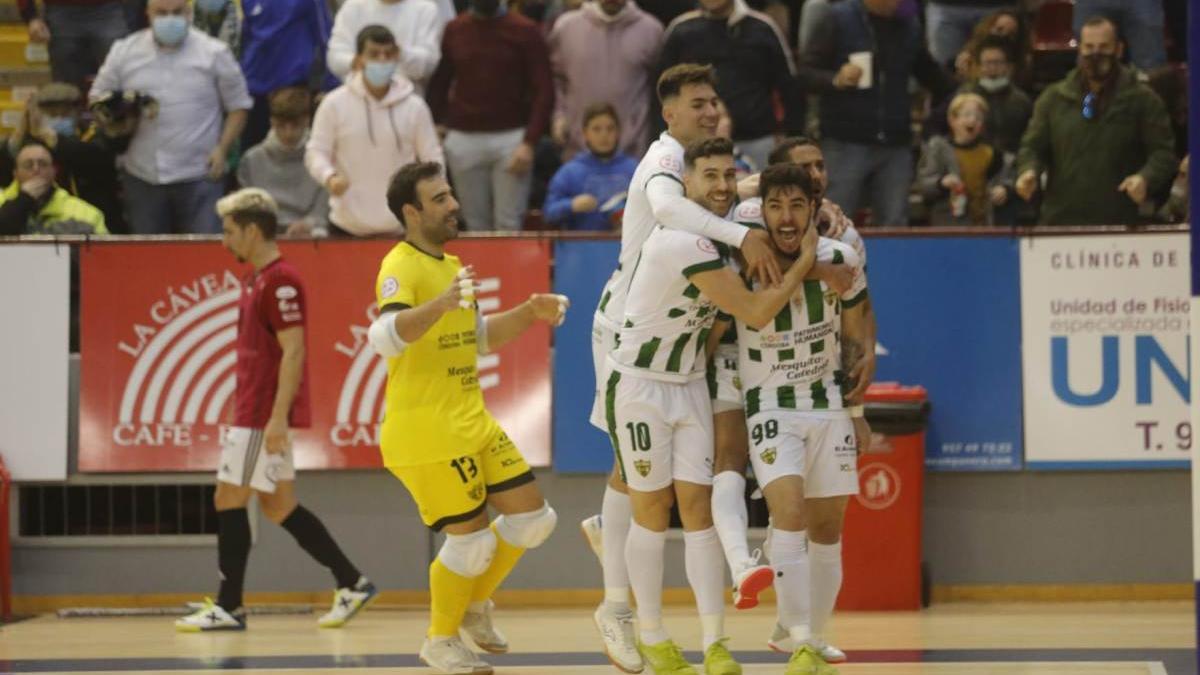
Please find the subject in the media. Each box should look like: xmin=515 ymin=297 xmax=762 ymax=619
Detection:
xmin=836 ymin=383 xmax=930 ymax=611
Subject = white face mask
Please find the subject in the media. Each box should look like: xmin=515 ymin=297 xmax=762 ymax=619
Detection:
xmin=978 ymin=76 xmax=1010 ymax=93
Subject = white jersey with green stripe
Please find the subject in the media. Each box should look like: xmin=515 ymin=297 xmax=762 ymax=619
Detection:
xmin=608 ymin=225 xmax=729 ymax=383
xmin=732 ymin=197 xmax=869 ymax=304
xmin=594 ymin=132 xmax=747 ymax=332
xmin=736 ymin=237 xmax=864 ymax=416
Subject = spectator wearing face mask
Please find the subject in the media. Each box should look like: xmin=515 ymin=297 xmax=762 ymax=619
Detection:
xmin=0 ymin=141 xmax=108 ymax=235
xmin=956 ymin=35 xmax=1031 ymax=155
xmin=91 ymin=0 xmax=252 ymax=234
xmin=917 ymin=93 xmax=1012 ymax=226
xmin=306 ymin=25 xmax=443 ymax=237
xmin=327 ymin=0 xmax=443 ymax=93
xmin=1016 ymin=16 xmax=1176 ymax=226
xmin=238 ymin=88 xmax=330 ymax=238
xmin=427 ymin=0 xmax=554 ymax=231
xmin=542 ymin=102 xmax=636 ymax=230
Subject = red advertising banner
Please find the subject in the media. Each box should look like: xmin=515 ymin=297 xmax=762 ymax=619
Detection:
xmin=79 ymin=239 xmax=552 ymax=472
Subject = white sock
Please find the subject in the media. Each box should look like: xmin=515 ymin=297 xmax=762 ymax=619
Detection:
xmin=809 ymin=540 xmax=843 ymax=639
xmin=626 ymin=522 xmax=667 ymax=644
xmin=684 ymin=527 xmax=726 ymax=650
xmin=601 ymin=486 xmax=633 ymax=610
xmin=770 ymin=528 xmax=811 ymax=644
xmin=711 ymin=471 xmax=751 ymax=576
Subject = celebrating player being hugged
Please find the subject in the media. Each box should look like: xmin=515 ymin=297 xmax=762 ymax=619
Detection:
xmin=606 ymin=137 xmax=822 ymax=675
xmin=711 ymin=162 xmax=872 ymax=675
xmin=177 ymin=189 xmax=376 ymax=633
xmin=367 ymin=162 xmax=569 ymax=675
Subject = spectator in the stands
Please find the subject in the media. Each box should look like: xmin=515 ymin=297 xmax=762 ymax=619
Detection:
xmin=916 ymin=93 xmax=1012 ymax=226
xmin=239 ymin=0 xmax=337 ymax=149
xmin=800 ymin=0 xmax=955 ymax=226
xmin=548 ymin=0 xmax=662 ymax=160
xmin=193 ymin=0 xmax=240 ymax=55
xmin=91 ymin=0 xmax=251 ymax=234
xmin=542 ymin=102 xmax=636 ymax=230
xmin=956 ymin=35 xmax=1032 ymax=155
xmin=1073 ymin=0 xmax=1166 ymax=72
xmin=954 ymin=9 xmax=1030 ymax=87
xmin=239 ymin=88 xmax=329 ymax=238
xmin=714 ymin=99 xmax=756 ymax=178
xmin=4 ymin=83 xmax=129 ymax=233
xmin=19 ymin=0 xmax=128 ymax=88
xmin=1016 ymin=16 xmax=1176 ymax=226
xmin=306 ymin=25 xmax=442 ymax=237
xmin=658 ymin=0 xmax=802 ymax=170
xmin=427 ymin=0 xmax=554 ymax=231
xmin=924 ymin=0 xmax=1013 ymax=69
xmin=327 ymin=0 xmax=443 ymax=93
xmin=0 ymin=141 xmax=107 ymax=235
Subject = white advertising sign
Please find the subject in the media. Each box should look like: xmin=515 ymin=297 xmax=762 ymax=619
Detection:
xmin=0 ymin=244 xmax=69 ymax=479
xmin=1021 ymin=234 xmax=1190 ymax=468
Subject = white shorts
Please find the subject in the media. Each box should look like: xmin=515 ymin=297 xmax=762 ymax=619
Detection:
xmin=217 ymin=426 xmax=296 ymax=494
xmin=605 ymin=371 xmax=714 ymax=491
xmin=746 ymin=411 xmax=858 ymax=498
xmin=589 ymin=318 xmax=618 ymax=429
xmin=711 ymin=344 xmax=743 ymax=414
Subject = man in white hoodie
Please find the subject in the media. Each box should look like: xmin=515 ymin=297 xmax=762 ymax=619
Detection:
xmin=306 ymin=24 xmax=443 ymax=237
xmin=326 ymin=0 xmax=444 ymax=92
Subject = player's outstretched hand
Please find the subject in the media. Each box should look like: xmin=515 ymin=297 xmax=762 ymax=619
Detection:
xmin=264 ymin=415 xmax=288 ymax=455
xmin=845 ymin=350 xmax=875 ymax=402
xmin=437 ymin=265 xmax=477 ymax=312
xmin=529 ymin=293 xmax=570 ymax=327
xmin=741 ymin=228 xmax=781 ymax=287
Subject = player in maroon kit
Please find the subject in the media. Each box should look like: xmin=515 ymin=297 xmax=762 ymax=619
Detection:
xmin=177 ymin=188 xmax=376 ymax=632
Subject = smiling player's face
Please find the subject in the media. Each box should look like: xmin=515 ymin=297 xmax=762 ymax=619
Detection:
xmin=684 ymin=154 xmax=736 ymax=217
xmin=412 ymin=177 xmax=462 ymax=245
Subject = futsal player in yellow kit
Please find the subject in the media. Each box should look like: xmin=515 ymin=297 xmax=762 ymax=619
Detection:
xmin=368 ymin=161 xmax=570 ymax=675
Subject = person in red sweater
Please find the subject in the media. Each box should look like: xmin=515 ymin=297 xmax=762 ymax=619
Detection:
xmin=426 ymin=0 xmax=555 ymax=231
xmin=20 ymin=0 xmax=129 ymax=87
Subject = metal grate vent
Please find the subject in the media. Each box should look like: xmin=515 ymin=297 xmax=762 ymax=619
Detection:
xmin=18 ymin=484 xmax=217 ymax=538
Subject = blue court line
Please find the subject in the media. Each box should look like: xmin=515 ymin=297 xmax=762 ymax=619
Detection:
xmin=0 ymin=649 xmax=1191 ymax=673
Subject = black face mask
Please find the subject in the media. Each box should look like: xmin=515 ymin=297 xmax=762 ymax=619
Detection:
xmin=1079 ymin=52 xmax=1116 ymax=81
xmin=472 ymin=0 xmax=500 ymax=16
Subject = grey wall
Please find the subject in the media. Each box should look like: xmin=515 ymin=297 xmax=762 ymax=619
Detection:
xmin=12 ymin=467 xmax=1191 ymax=596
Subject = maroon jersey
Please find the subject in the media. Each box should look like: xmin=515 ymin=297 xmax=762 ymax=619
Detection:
xmin=233 ymin=258 xmax=312 ymax=428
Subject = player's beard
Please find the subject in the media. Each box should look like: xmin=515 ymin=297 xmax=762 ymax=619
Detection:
xmin=436 ymin=213 xmax=461 ymax=243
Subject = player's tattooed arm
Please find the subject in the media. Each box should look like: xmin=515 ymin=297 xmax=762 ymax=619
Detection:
xmin=840 ymin=302 xmax=871 ymax=404
xmin=808 ymin=262 xmax=854 ymax=294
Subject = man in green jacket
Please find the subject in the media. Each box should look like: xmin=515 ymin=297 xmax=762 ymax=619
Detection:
xmin=1015 ymin=15 xmax=1176 ymax=226
xmin=0 ymin=140 xmax=107 ymax=235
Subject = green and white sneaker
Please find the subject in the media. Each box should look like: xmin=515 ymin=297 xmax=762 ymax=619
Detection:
xmin=703 ymin=638 xmax=742 ymax=674
xmin=639 ymin=638 xmax=697 ymax=674
xmin=174 ymin=598 xmax=245 ymax=632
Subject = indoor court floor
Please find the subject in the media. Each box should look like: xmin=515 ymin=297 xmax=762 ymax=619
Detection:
xmin=0 ymin=602 xmax=1191 ymax=674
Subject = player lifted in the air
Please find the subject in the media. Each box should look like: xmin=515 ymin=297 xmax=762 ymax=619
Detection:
xmin=712 ymin=163 xmax=872 ymax=675
xmin=607 ymin=137 xmax=820 ymax=675
xmin=367 ymin=162 xmax=569 ymax=675
xmin=583 ymin=63 xmax=779 ymax=673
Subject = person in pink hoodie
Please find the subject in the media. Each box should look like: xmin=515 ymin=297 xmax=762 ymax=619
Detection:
xmin=548 ymin=0 xmax=662 ymax=161
xmin=305 ymin=24 xmax=443 ymax=237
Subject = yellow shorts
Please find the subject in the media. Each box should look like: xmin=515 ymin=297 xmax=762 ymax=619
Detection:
xmin=388 ymin=426 xmax=534 ymax=531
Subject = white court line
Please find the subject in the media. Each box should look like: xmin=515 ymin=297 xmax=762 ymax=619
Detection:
xmin=1146 ymin=661 xmax=1168 ymax=675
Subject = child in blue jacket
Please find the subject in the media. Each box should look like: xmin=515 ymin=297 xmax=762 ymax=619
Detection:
xmin=544 ymin=103 xmax=637 ymax=231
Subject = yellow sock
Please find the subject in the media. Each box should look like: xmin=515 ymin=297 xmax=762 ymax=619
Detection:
xmin=428 ymin=558 xmax=475 ymax=638
xmin=469 ymin=524 xmax=525 ymax=604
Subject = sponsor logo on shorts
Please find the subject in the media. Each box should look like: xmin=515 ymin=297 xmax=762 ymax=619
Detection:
xmin=856 ymin=463 xmax=900 ymax=511
xmin=634 ymin=459 xmax=652 ymax=477
xmin=759 ymin=447 xmax=777 ymax=465
xmin=468 ymin=484 xmax=485 ymax=501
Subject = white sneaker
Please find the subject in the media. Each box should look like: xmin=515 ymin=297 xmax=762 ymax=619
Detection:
xmin=767 ymin=625 xmax=847 ymax=663
xmin=460 ymin=599 xmax=509 ymax=653
xmin=593 ymin=603 xmax=644 ymax=673
xmin=419 ymin=636 xmax=494 ymax=674
xmin=318 ymin=577 xmax=378 ymax=628
xmin=580 ymin=514 xmax=603 ymax=560
xmin=174 ymin=598 xmax=246 ymax=632
xmin=732 ymin=549 xmax=774 ymax=610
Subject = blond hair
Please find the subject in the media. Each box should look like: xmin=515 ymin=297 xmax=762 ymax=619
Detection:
xmin=948 ymin=92 xmax=989 ymax=119
xmin=217 ymin=188 xmax=279 ymax=239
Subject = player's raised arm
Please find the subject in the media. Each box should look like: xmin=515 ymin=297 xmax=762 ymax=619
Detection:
xmin=481 ymin=293 xmax=569 ymax=353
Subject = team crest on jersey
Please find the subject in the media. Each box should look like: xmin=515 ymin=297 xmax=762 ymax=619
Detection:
xmin=824 ymin=289 xmax=838 ymax=305
xmin=380 ymin=276 xmax=399 ymax=299
xmin=736 ymin=203 xmax=761 ymax=221
xmin=759 ymin=447 xmax=777 ymax=465
xmin=696 ymin=239 xmax=718 ymax=255
xmin=732 ymin=376 xmax=742 ymax=390
xmin=468 ymin=484 xmax=485 ymax=501
xmin=634 ymin=459 xmax=652 ymax=477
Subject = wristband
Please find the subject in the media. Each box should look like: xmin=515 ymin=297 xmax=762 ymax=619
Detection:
xmin=848 ymin=405 xmax=864 ymax=418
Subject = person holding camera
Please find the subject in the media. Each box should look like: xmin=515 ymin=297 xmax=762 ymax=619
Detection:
xmin=90 ymin=0 xmax=251 ymax=234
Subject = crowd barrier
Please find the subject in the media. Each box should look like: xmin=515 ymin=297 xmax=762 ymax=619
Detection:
xmin=0 ymin=226 xmax=1189 ymax=480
